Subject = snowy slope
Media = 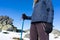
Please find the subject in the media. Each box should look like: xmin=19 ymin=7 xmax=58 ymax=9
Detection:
xmin=49 ymin=33 xmax=60 ymax=40
xmin=0 ymin=30 xmax=20 ymax=40
xmin=0 ymin=30 xmax=60 ymax=40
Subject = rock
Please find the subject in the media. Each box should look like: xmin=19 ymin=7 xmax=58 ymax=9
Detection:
xmin=0 ymin=16 xmax=16 ymax=32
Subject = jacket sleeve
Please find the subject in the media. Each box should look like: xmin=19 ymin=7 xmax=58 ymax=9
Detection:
xmin=26 ymin=16 xmax=31 ymax=20
xmin=46 ymin=0 xmax=54 ymax=24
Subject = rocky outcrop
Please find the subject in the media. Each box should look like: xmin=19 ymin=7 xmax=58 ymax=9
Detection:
xmin=0 ymin=16 xmax=17 ymax=32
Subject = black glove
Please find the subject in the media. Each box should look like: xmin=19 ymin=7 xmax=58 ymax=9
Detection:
xmin=22 ymin=13 xmax=27 ymax=20
xmin=42 ymin=23 xmax=53 ymax=34
xmin=45 ymin=24 xmax=53 ymax=34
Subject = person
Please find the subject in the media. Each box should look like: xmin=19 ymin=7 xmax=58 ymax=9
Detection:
xmin=22 ymin=0 xmax=54 ymax=40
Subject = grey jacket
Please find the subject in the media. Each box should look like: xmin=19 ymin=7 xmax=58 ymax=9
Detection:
xmin=31 ymin=0 xmax=54 ymax=24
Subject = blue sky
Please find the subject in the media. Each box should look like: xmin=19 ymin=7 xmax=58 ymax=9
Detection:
xmin=0 ymin=0 xmax=60 ymax=30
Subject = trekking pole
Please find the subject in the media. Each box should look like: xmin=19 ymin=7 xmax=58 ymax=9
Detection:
xmin=20 ymin=19 xmax=24 ymax=40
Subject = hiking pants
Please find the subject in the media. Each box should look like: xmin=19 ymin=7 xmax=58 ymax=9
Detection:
xmin=30 ymin=23 xmax=49 ymax=40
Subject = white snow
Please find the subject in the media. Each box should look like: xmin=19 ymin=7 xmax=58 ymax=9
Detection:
xmin=49 ymin=33 xmax=60 ymax=40
xmin=0 ymin=30 xmax=60 ymax=40
xmin=0 ymin=30 xmax=20 ymax=40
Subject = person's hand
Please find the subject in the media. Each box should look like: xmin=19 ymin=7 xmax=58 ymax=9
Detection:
xmin=22 ymin=13 xmax=27 ymax=20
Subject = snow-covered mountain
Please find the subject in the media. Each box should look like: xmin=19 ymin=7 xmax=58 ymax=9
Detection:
xmin=0 ymin=29 xmax=60 ymax=40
